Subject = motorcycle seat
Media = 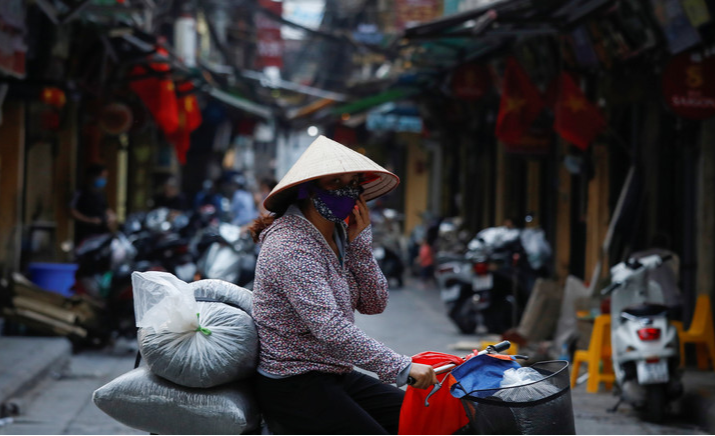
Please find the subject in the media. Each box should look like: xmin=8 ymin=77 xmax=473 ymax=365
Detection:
xmin=622 ymin=303 xmax=669 ymax=318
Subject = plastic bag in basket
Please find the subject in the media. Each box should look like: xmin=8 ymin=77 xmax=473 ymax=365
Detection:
xmin=494 ymin=367 xmax=560 ymax=402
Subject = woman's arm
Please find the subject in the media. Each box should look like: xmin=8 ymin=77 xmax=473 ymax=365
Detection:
xmin=345 ymin=196 xmax=390 ymax=314
xmin=273 ymin=243 xmax=409 ymax=383
xmin=346 ymin=226 xmax=390 ymax=315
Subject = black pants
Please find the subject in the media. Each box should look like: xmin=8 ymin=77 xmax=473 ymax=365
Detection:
xmin=255 ymin=371 xmax=405 ymax=435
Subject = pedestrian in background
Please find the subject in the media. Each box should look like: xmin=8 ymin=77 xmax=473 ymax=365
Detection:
xmin=254 ymin=176 xmax=277 ymax=216
xmin=418 ymin=238 xmax=435 ymax=284
xmin=152 ymin=175 xmax=188 ymax=212
xmin=69 ymin=163 xmax=116 ymax=246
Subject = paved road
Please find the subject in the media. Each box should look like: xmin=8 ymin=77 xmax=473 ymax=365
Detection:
xmin=0 ymin=278 xmax=708 ymax=435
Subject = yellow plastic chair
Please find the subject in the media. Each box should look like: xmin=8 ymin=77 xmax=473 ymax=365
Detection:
xmin=673 ymin=295 xmax=715 ymax=370
xmin=570 ymin=314 xmax=615 ymax=393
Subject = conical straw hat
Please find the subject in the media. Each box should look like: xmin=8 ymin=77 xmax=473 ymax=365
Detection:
xmin=264 ymin=135 xmax=400 ymax=213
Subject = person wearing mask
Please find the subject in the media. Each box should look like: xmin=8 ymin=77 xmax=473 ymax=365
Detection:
xmin=70 ymin=163 xmax=116 ymax=245
xmin=248 ymin=136 xmax=437 ymax=435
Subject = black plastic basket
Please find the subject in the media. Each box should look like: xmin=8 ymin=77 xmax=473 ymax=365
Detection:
xmin=459 ymin=360 xmax=575 ymax=435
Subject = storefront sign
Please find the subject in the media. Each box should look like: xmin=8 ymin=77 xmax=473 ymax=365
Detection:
xmin=450 ymin=63 xmax=492 ymax=101
xmin=256 ymin=0 xmax=283 ymax=68
xmin=366 ymin=112 xmax=423 ymax=133
xmin=394 ymin=0 xmax=441 ymax=31
xmin=662 ymin=46 xmax=715 ymax=120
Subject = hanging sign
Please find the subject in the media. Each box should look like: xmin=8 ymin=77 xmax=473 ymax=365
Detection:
xmin=661 ymin=46 xmax=715 ymax=120
xmin=256 ymin=0 xmax=283 ymax=69
xmin=450 ymin=63 xmax=492 ymax=101
xmin=394 ymin=0 xmax=441 ymax=31
xmin=650 ymin=0 xmax=701 ymax=54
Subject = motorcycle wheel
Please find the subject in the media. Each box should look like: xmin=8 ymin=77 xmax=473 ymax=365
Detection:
xmin=449 ymin=296 xmax=478 ymax=334
xmin=641 ymin=384 xmax=667 ymax=424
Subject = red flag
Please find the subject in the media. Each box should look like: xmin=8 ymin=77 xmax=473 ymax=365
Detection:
xmin=495 ymin=57 xmax=545 ymax=144
xmin=166 ymin=81 xmax=202 ymax=164
xmin=129 ymin=47 xmax=179 ymax=135
xmin=553 ymin=72 xmax=606 ymax=150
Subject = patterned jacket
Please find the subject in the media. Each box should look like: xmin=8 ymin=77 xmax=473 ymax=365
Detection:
xmin=252 ymin=207 xmax=411 ymax=383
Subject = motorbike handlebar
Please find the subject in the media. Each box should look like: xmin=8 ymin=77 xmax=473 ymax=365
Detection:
xmin=407 ymin=341 xmax=513 ymax=386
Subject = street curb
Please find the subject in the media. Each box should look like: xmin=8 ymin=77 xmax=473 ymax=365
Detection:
xmin=0 ymin=337 xmax=72 ymax=416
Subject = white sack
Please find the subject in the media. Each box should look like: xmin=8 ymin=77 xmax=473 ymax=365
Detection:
xmin=132 ymin=272 xmax=258 ymax=388
xmin=92 ymin=366 xmax=259 ymax=435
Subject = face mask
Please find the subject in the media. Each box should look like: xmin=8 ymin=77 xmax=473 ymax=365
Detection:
xmin=93 ymin=177 xmax=107 ymax=189
xmin=311 ymin=185 xmax=363 ymax=223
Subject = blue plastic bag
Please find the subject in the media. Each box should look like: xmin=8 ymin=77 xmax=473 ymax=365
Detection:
xmin=449 ymin=354 xmax=521 ymax=399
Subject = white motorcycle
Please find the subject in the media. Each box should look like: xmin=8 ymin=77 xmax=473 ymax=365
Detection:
xmin=602 ymin=253 xmax=683 ymax=423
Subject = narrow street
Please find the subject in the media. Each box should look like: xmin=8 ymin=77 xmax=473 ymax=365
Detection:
xmin=0 ymin=278 xmax=708 ymax=435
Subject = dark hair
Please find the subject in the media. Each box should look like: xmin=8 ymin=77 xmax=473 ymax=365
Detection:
xmin=261 ymin=177 xmax=278 ymax=191
xmin=249 ymin=214 xmax=277 ymax=243
xmin=248 ymin=186 xmax=305 ymax=242
xmin=85 ymin=163 xmax=107 ymax=180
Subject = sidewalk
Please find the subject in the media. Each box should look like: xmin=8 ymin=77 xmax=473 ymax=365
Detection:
xmin=1 ymin=332 xmax=714 ymax=434
xmin=0 ymin=336 xmax=72 ymax=417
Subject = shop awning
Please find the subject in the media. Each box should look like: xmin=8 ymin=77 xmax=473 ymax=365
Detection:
xmin=330 ymin=87 xmax=422 ymax=116
xmin=208 ymin=88 xmax=273 ymax=119
xmin=399 ymin=0 xmax=615 ymax=69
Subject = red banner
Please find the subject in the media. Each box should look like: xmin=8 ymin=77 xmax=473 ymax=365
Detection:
xmin=256 ymin=0 xmax=283 ymax=69
xmin=495 ymin=57 xmax=545 ymax=145
xmin=553 ymin=72 xmax=606 ymax=150
xmin=661 ymin=46 xmax=715 ymax=120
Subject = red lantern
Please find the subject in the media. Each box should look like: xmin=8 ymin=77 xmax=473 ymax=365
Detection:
xmin=128 ymin=47 xmax=179 ymax=135
xmin=40 ymin=87 xmax=66 ymax=108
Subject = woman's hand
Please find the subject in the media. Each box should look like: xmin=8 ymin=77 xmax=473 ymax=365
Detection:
xmin=347 ymin=195 xmax=370 ymax=243
xmin=408 ymin=363 xmax=438 ymax=390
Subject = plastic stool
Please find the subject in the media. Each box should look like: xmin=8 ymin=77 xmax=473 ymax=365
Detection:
xmin=570 ymin=314 xmax=614 ymax=393
xmin=675 ymin=295 xmax=715 ymax=370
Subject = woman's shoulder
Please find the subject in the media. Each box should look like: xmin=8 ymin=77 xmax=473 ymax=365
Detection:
xmin=261 ymin=214 xmax=318 ymax=246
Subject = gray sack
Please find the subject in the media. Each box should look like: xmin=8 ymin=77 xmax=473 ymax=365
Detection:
xmin=92 ymin=366 xmax=259 ymax=435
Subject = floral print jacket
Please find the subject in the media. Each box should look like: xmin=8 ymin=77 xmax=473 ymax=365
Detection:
xmin=252 ymin=206 xmax=411 ymax=383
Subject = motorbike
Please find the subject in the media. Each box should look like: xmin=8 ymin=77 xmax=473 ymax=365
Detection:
xmin=435 ymin=225 xmax=552 ymax=335
xmin=602 ymin=253 xmax=683 ymax=423
xmin=139 ymin=208 xmax=197 ymax=283
xmin=371 ymin=208 xmax=405 ymax=289
xmin=193 ymin=221 xmax=256 ymax=289
xmin=73 ymin=230 xmax=140 ymax=344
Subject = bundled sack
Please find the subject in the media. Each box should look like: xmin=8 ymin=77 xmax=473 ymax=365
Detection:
xmin=132 ymin=271 xmax=258 ymax=388
xmin=93 ymin=366 xmax=259 ymax=435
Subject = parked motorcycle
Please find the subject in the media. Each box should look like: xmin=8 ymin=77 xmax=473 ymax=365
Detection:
xmin=602 ymin=253 xmax=683 ymax=423
xmin=371 ymin=208 xmax=405 ymax=289
xmin=193 ymin=222 xmax=256 ymax=289
xmin=435 ymin=224 xmax=552 ymax=335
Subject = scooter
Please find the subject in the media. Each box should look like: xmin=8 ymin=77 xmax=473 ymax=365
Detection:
xmin=194 ymin=222 xmax=256 ymax=289
xmin=435 ymin=225 xmax=538 ymax=335
xmin=602 ymin=253 xmax=683 ymax=423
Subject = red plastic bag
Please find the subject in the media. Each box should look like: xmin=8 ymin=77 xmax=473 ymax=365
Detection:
xmin=398 ymin=351 xmax=470 ymax=435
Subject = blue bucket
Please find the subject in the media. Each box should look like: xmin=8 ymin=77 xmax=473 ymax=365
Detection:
xmin=27 ymin=262 xmax=79 ymax=297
